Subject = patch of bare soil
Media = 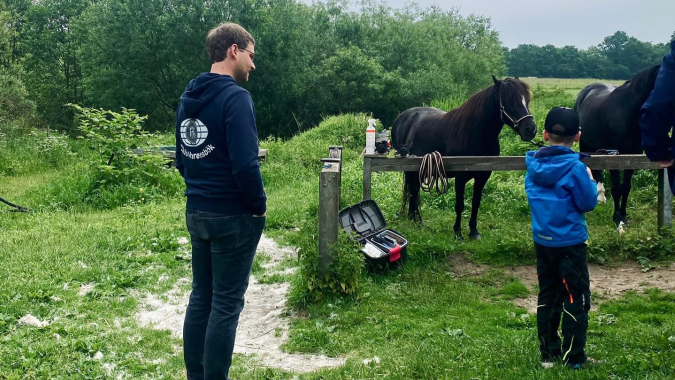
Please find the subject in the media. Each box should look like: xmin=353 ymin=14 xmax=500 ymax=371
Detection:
xmin=447 ymin=252 xmax=675 ymax=313
xmin=136 ymin=234 xmax=345 ymax=373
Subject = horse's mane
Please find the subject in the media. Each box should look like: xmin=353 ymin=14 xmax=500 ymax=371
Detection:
xmin=620 ymin=64 xmax=661 ymax=94
xmin=443 ymin=78 xmax=531 ymax=147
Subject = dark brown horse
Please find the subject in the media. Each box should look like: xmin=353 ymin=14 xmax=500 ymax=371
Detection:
xmin=575 ymin=65 xmax=661 ymax=230
xmin=392 ymin=76 xmax=537 ymax=240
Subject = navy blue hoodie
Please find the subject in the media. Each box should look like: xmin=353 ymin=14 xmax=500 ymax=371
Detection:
xmin=640 ymin=40 xmax=675 ymax=162
xmin=175 ymin=73 xmax=266 ymax=216
xmin=525 ymin=146 xmax=597 ymax=247
xmin=639 ymin=40 xmax=675 ymax=193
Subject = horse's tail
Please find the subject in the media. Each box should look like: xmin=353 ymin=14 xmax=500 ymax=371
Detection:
xmin=574 ymin=86 xmax=592 ymax=111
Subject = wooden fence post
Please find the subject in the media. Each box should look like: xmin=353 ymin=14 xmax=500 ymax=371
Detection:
xmin=363 ymin=156 xmax=372 ymax=201
xmin=318 ymin=152 xmax=341 ymax=274
xmin=658 ymin=168 xmax=672 ymax=232
xmin=329 ymin=146 xmax=343 ymax=198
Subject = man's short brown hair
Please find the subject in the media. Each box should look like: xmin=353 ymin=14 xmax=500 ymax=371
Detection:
xmin=206 ymin=22 xmax=254 ymax=63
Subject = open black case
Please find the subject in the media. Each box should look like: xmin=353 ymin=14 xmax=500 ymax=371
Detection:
xmin=338 ymin=200 xmax=408 ymax=272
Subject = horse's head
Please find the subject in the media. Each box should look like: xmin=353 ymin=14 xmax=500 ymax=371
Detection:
xmin=492 ymin=75 xmax=537 ymax=141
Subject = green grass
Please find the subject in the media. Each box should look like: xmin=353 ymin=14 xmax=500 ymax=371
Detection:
xmin=521 ymin=77 xmax=628 ymax=96
xmin=1 ymin=83 xmax=674 ymax=379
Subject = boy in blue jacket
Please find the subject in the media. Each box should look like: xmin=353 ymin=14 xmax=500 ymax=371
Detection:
xmin=525 ymin=107 xmax=598 ymax=369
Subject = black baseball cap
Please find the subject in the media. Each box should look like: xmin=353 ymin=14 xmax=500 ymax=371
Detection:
xmin=545 ymin=107 xmax=580 ymax=136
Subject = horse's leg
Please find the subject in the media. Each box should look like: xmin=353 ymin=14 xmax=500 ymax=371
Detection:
xmin=454 ymin=174 xmax=468 ymax=241
xmin=619 ymin=169 xmax=634 ymax=225
xmin=592 ymin=170 xmax=606 ymax=203
xmin=468 ymin=171 xmax=492 ymax=240
xmin=405 ymin=171 xmax=423 ymax=224
xmin=609 ymin=170 xmax=622 ymax=228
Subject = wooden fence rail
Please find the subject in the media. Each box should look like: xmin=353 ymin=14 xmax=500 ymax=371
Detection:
xmin=363 ymin=154 xmax=672 ymax=229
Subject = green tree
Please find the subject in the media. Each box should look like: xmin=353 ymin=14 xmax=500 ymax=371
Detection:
xmin=19 ymin=0 xmax=90 ymax=129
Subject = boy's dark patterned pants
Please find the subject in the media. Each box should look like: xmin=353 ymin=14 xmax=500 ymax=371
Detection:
xmin=535 ymin=242 xmax=591 ymax=365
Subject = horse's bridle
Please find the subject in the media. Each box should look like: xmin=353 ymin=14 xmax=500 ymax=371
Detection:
xmin=499 ymin=96 xmax=534 ymax=132
xmin=499 ymin=95 xmax=544 ymax=147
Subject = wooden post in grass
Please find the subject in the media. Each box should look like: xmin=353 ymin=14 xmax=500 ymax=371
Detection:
xmin=363 ymin=156 xmax=372 ymax=201
xmin=329 ymin=146 xmax=343 ymax=198
xmin=318 ymin=149 xmax=342 ymax=274
xmin=658 ymin=169 xmax=672 ymax=232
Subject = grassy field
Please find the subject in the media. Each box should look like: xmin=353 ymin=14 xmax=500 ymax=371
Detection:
xmin=1 ymin=82 xmax=674 ymax=379
xmin=521 ymin=77 xmax=627 ymax=97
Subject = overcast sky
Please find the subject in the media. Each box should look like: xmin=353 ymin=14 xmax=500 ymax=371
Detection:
xmin=322 ymin=0 xmax=675 ymax=48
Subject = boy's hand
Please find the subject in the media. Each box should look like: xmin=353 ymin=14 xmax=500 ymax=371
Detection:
xmin=657 ymin=158 xmax=674 ymax=168
xmin=586 ymin=167 xmax=594 ymax=180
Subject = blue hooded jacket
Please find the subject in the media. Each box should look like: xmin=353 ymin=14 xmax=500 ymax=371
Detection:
xmin=175 ymin=73 xmax=266 ymax=216
xmin=525 ymin=146 xmax=598 ymax=247
xmin=639 ymin=41 xmax=675 ymax=193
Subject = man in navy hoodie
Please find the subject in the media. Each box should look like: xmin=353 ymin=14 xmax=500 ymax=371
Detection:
xmin=525 ymin=108 xmax=597 ymax=370
xmin=640 ymin=40 xmax=675 ymax=192
xmin=175 ymin=22 xmax=266 ymax=380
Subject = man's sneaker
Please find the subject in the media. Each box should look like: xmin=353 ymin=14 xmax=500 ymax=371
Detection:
xmin=540 ymin=361 xmax=555 ymax=369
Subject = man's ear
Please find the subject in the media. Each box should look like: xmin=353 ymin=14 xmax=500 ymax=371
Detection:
xmin=227 ymin=44 xmax=238 ymax=59
xmin=543 ymin=130 xmax=550 ymax=142
xmin=574 ymin=131 xmax=581 ymax=143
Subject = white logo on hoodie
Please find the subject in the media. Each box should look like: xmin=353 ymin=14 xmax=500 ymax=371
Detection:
xmin=180 ymin=118 xmax=208 ymax=147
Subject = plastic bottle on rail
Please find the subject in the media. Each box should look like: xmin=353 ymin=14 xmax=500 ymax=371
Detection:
xmin=366 ymin=118 xmax=377 ymax=155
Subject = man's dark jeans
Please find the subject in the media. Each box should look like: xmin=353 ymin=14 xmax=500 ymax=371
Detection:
xmin=183 ymin=209 xmax=265 ymax=380
xmin=535 ymin=242 xmax=590 ymax=365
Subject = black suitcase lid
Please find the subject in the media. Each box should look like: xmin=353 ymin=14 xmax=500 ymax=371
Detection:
xmin=338 ymin=200 xmax=387 ymax=238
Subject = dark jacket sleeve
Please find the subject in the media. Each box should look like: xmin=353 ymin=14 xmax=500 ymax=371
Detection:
xmin=224 ymin=90 xmax=266 ymax=215
xmin=640 ymin=50 xmax=675 ymax=162
xmin=175 ymin=103 xmax=185 ymax=178
xmin=570 ymin=163 xmax=598 ymax=213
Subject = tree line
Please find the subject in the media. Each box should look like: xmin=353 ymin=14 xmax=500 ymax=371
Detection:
xmin=0 ymin=0 xmax=504 ymax=137
xmin=1 ymin=0 xmax=673 ymax=137
xmin=505 ymin=31 xmax=674 ymax=79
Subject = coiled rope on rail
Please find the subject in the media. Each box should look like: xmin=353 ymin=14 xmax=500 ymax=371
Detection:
xmin=419 ymin=151 xmax=449 ymax=196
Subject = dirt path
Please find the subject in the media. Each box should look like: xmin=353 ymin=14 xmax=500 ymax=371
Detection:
xmin=136 ymin=234 xmax=345 ymax=373
xmin=448 ymin=253 xmax=675 ymax=313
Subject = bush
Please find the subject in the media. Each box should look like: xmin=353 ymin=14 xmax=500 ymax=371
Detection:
xmin=289 ymin=205 xmax=364 ymax=306
xmin=33 ymin=105 xmax=183 ymax=210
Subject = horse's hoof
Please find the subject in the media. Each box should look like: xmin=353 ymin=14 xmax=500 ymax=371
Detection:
xmin=469 ymin=232 xmax=482 ymax=240
xmin=617 ymin=221 xmax=626 ymax=234
xmin=455 ymin=233 xmax=465 ymax=242
xmin=597 ymin=183 xmax=606 ymax=203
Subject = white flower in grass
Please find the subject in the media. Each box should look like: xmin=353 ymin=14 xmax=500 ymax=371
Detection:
xmin=177 ymin=237 xmax=189 ymax=245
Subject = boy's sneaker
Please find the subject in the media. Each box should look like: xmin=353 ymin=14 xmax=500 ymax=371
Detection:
xmin=566 ymin=357 xmax=602 ymax=370
xmin=540 ymin=361 xmax=555 ymax=369
xmin=567 ymin=363 xmax=583 ymax=370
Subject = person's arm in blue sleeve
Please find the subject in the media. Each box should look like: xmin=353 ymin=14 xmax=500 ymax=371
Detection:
xmin=640 ymin=47 xmax=675 ymax=162
xmin=175 ymin=104 xmax=185 ymax=178
xmin=225 ymin=90 xmax=266 ymax=216
xmin=570 ymin=163 xmax=598 ymax=213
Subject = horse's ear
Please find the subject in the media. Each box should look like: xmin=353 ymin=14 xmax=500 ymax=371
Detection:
xmin=514 ymin=76 xmax=520 ymax=80
xmin=492 ymin=74 xmax=500 ymax=87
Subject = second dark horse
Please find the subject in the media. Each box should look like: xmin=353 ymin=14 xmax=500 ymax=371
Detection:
xmin=392 ymin=76 xmax=537 ymax=240
xmin=575 ymin=65 xmax=661 ymax=229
